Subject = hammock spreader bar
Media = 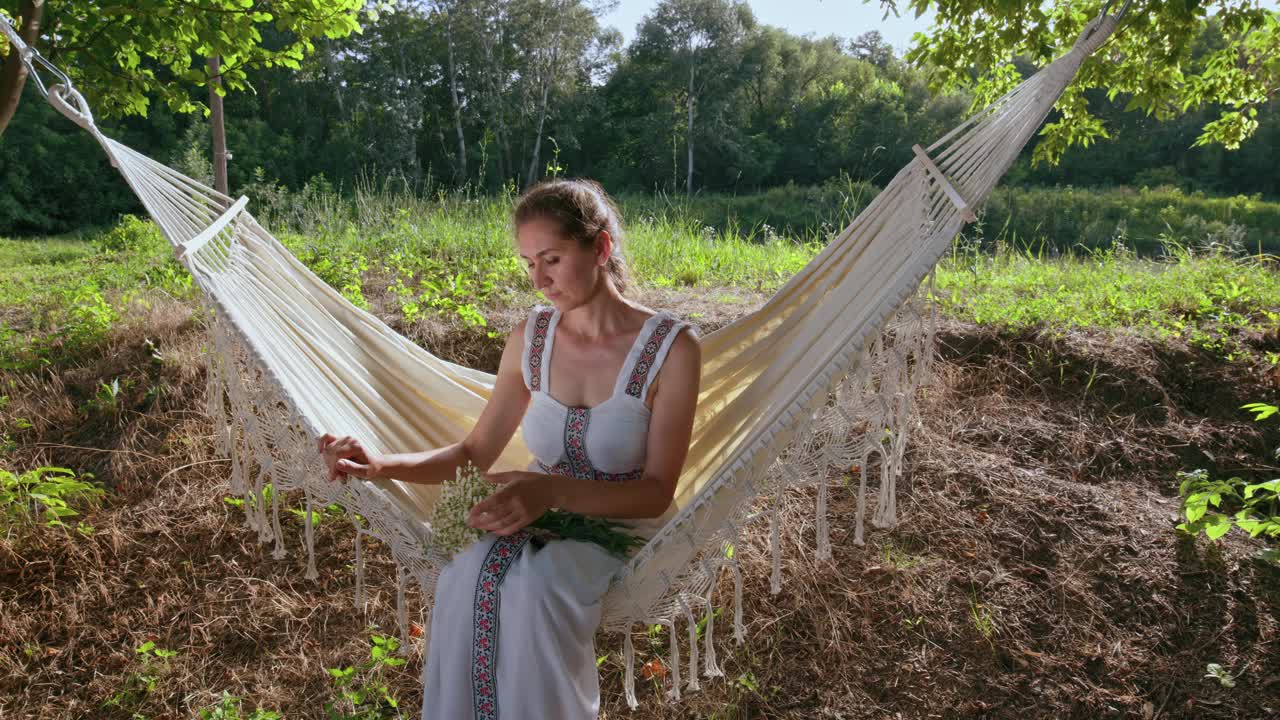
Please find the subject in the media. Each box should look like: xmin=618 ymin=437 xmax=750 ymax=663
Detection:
xmin=181 ymin=195 xmax=249 ymax=258
xmin=912 ymin=144 xmax=977 ymax=224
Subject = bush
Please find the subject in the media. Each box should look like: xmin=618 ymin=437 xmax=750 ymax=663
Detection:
xmin=1176 ymin=402 xmax=1280 ymax=563
xmin=95 ymin=215 xmax=165 ymax=253
xmin=0 ymin=466 xmax=105 ymax=532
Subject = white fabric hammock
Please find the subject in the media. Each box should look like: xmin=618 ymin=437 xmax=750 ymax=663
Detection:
xmin=6 ymin=12 xmax=1123 ymax=705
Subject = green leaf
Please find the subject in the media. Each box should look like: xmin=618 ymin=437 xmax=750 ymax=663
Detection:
xmin=1203 ymin=513 xmax=1232 ymax=541
xmin=1204 ymin=663 xmax=1236 ymax=688
xmin=1241 ymin=402 xmax=1279 ymax=422
xmin=1243 ymin=479 xmax=1280 ymax=500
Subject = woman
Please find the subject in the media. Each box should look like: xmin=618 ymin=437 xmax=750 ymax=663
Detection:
xmin=316 ymin=178 xmax=701 ymax=720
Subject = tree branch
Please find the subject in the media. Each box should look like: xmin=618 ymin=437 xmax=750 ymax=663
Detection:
xmin=0 ymin=0 xmax=45 ymax=136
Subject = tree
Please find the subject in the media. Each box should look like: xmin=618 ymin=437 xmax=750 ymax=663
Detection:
xmin=517 ymin=0 xmax=609 ymax=187
xmin=849 ymin=30 xmax=893 ymax=69
xmin=889 ymin=0 xmax=1280 ymax=165
xmin=0 ymin=0 xmax=366 ymax=192
xmin=633 ymin=0 xmax=755 ymax=196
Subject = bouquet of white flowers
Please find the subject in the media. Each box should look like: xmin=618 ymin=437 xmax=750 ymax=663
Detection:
xmin=427 ymin=462 xmax=646 ymax=559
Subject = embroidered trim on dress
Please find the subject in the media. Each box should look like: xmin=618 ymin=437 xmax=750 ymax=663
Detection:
xmin=537 ymin=459 xmax=644 ymax=483
xmin=527 ymin=310 xmax=553 ymax=392
xmin=471 ymin=531 xmax=532 ymax=720
xmin=625 ymin=317 xmax=678 ymax=398
xmin=563 ymin=407 xmax=592 ymax=479
xmin=532 ymin=407 xmax=642 ymax=482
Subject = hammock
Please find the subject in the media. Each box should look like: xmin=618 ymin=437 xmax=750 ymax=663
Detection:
xmin=3 ymin=11 xmax=1124 ymax=704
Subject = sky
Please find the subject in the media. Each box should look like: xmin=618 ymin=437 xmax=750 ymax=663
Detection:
xmin=600 ymin=0 xmax=936 ymax=54
xmin=600 ymin=0 xmax=1280 ymax=57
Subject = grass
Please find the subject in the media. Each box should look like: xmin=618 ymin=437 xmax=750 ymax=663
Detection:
xmin=937 ymin=238 xmax=1280 ymax=360
xmin=0 ymin=221 xmax=194 ymax=372
xmin=4 ymin=185 xmax=1276 ymax=374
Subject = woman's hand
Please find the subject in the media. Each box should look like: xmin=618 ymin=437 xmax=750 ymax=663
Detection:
xmin=317 ymin=433 xmax=385 ymax=482
xmin=467 ymin=471 xmax=557 ymax=536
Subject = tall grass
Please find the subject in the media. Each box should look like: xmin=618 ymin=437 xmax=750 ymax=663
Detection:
xmin=3 ymin=185 xmax=1278 ymax=373
xmin=937 ymin=238 xmax=1280 ymax=359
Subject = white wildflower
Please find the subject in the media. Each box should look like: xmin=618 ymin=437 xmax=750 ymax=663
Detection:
xmin=427 ymin=462 xmax=495 ymax=557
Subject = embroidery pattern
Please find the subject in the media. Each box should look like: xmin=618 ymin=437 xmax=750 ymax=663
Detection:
xmin=563 ymin=407 xmax=592 ymax=479
xmin=538 ymin=457 xmax=644 ymax=483
xmin=471 ymin=531 xmax=532 ymax=720
xmin=527 ymin=310 xmax=553 ymax=392
xmin=625 ymin=317 xmax=678 ymax=398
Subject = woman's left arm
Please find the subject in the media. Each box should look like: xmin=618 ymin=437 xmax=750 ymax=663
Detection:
xmin=468 ymin=329 xmax=702 ymax=535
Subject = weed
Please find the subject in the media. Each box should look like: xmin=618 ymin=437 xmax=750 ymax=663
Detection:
xmin=969 ymin=594 xmax=997 ymax=644
xmin=0 ymin=466 xmax=106 ymax=532
xmin=1176 ymin=402 xmax=1280 ymax=563
xmin=881 ymin=540 xmax=923 ymax=569
xmin=1204 ymin=663 xmax=1238 ymax=689
xmin=323 ymin=633 xmax=408 ymax=719
xmin=103 ymin=641 xmax=179 ymax=713
xmin=198 ymin=692 xmax=282 ymax=719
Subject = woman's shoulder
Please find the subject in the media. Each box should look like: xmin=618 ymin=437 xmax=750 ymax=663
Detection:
xmin=649 ymin=307 xmax=701 ymax=340
xmin=504 ymin=304 xmax=549 ymax=348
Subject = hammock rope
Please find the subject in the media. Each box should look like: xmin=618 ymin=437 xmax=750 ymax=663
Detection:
xmin=3 ymin=9 xmax=1127 ymax=704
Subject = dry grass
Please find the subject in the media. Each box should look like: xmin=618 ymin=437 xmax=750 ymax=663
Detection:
xmin=2 ymin=290 xmax=1279 ymax=719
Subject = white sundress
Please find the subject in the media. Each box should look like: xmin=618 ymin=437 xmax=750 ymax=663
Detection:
xmin=419 ymin=305 xmax=693 ymax=720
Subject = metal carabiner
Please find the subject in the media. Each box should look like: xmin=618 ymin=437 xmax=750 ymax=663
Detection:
xmin=2 ymin=15 xmax=74 ymax=100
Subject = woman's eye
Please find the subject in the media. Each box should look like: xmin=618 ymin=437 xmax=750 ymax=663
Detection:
xmin=546 ymin=258 xmax=559 ymax=265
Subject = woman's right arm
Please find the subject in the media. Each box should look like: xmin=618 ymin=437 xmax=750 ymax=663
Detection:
xmin=318 ymin=323 xmax=532 ymax=485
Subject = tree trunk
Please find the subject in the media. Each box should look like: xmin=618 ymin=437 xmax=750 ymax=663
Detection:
xmin=207 ymin=56 xmax=230 ymax=196
xmin=686 ymin=59 xmax=696 ymax=197
xmin=445 ymin=11 xmax=467 ymax=184
xmin=525 ymin=73 xmax=551 ymax=187
xmin=0 ymin=0 xmax=45 ymax=137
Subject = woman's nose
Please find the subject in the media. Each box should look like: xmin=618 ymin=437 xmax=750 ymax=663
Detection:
xmin=531 ymin=266 xmax=550 ymax=290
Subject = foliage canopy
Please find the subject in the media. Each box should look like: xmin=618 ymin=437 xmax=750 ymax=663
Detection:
xmin=891 ymin=0 xmax=1280 ymax=164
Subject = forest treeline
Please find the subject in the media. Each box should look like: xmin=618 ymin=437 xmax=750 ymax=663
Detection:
xmin=1 ymin=0 xmax=1276 ymax=235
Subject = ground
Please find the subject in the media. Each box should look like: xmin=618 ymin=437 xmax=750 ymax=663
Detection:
xmin=1 ymin=285 xmax=1278 ymax=719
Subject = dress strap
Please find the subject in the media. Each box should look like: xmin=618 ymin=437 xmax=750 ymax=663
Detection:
xmin=620 ymin=313 xmax=693 ymax=403
xmin=521 ymin=306 xmax=556 ymax=392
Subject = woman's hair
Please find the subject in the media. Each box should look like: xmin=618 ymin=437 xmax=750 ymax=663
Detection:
xmin=513 ymin=178 xmax=629 ymax=293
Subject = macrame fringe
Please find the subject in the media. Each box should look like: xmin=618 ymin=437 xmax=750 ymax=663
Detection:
xmin=855 ymin=449 xmax=870 ymax=545
xmin=270 ymin=465 xmax=287 ymax=559
xmin=769 ymin=484 xmax=783 ymax=595
xmin=665 ymin=620 xmax=681 ymax=701
xmin=816 ymin=468 xmax=831 ymax=561
xmin=353 ymin=520 xmax=366 ymax=611
xmin=678 ymin=596 xmax=700 ymax=692
xmin=623 ymin=629 xmax=638 ymax=709
xmin=395 ymin=563 xmax=410 ymax=654
xmin=303 ymin=491 xmax=319 ymax=580
xmin=702 ymin=581 xmax=723 ymax=678
xmin=730 ymin=552 xmax=745 ymax=644
xmin=873 ymin=450 xmax=895 ymax=529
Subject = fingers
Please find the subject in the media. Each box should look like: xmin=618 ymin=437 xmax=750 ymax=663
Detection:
xmin=468 ymin=493 xmax=520 ymax=531
xmin=492 ymin=517 xmax=531 ymax=536
xmin=474 ymin=509 xmax=520 ymax=533
xmin=467 ymin=499 xmax=502 ymax=527
xmin=337 ymin=459 xmax=373 ymax=479
xmin=331 ymin=436 xmax=360 ymax=459
xmin=316 ymin=434 xmax=371 ymax=483
xmin=484 ymin=471 xmax=517 ymax=485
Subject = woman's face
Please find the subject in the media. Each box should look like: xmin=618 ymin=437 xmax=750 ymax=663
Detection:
xmin=516 ymin=216 xmax=606 ymax=309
